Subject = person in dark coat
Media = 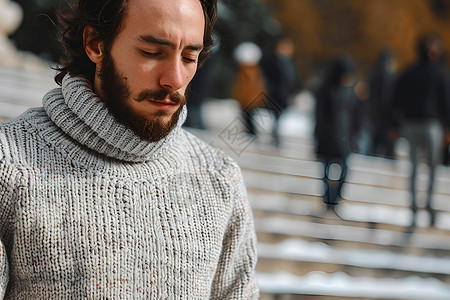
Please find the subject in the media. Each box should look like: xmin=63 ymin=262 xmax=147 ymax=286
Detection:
xmin=184 ymin=43 xmax=220 ymax=129
xmin=393 ymin=33 xmax=450 ymax=228
xmin=231 ymin=42 xmax=266 ymax=136
xmin=368 ymin=50 xmax=398 ymax=158
xmin=314 ymin=57 xmax=357 ymax=210
xmin=262 ymin=36 xmax=301 ymax=146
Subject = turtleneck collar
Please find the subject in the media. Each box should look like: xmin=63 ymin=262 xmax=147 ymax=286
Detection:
xmin=42 ymin=74 xmax=187 ymax=162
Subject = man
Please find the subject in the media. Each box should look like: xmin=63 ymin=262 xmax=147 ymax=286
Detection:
xmin=393 ymin=33 xmax=450 ymax=229
xmin=0 ymin=0 xmax=259 ymax=298
xmin=367 ymin=50 xmax=398 ymax=158
xmin=231 ymin=42 xmax=266 ymax=136
xmin=315 ymin=57 xmax=357 ymax=210
xmin=262 ymin=36 xmax=301 ymax=147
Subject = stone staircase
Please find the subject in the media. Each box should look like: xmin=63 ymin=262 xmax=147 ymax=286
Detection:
xmin=188 ymin=125 xmax=450 ymax=300
xmin=0 ymin=64 xmax=57 ymax=120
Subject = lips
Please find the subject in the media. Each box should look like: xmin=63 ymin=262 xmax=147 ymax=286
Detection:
xmin=149 ymin=98 xmax=178 ymax=105
xmin=147 ymin=98 xmax=179 ymax=111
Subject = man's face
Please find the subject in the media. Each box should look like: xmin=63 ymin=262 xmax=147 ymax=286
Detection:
xmin=96 ymin=0 xmax=205 ymax=141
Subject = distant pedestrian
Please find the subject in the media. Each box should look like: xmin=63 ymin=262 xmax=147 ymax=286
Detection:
xmin=262 ymin=36 xmax=301 ymax=146
xmin=393 ymin=33 xmax=450 ymax=228
xmin=231 ymin=42 xmax=266 ymax=136
xmin=184 ymin=41 xmax=220 ymax=129
xmin=351 ymin=79 xmax=371 ymax=155
xmin=368 ymin=50 xmax=398 ymax=158
xmin=314 ymin=57 xmax=358 ymax=210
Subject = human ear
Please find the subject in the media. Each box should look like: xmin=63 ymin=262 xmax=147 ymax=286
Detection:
xmin=83 ymin=26 xmax=104 ymax=63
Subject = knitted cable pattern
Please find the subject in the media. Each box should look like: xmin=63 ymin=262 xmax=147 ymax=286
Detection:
xmin=0 ymin=75 xmax=259 ymax=299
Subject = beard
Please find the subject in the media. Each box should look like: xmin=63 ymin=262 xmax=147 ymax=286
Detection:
xmin=99 ymin=50 xmax=186 ymax=143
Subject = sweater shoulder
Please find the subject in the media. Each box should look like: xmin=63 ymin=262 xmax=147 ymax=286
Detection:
xmin=0 ymin=108 xmax=47 ymax=162
xmin=178 ymin=129 xmax=241 ymax=175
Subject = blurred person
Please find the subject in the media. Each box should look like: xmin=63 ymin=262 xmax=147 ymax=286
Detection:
xmin=184 ymin=41 xmax=220 ymax=129
xmin=393 ymin=33 xmax=450 ymax=229
xmin=351 ymin=79 xmax=371 ymax=155
xmin=314 ymin=57 xmax=358 ymax=210
xmin=368 ymin=50 xmax=398 ymax=158
xmin=231 ymin=41 xmax=266 ymax=136
xmin=262 ymin=36 xmax=301 ymax=147
xmin=0 ymin=0 xmax=259 ymax=298
xmin=0 ymin=0 xmax=22 ymax=67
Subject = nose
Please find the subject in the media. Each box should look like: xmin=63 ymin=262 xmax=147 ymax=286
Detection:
xmin=159 ymin=58 xmax=185 ymax=92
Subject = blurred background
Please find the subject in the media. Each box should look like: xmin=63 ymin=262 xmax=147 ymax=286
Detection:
xmin=2 ymin=0 xmax=450 ymax=299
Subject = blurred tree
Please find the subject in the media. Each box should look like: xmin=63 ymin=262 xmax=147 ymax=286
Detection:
xmin=431 ymin=0 xmax=450 ymax=18
xmin=262 ymin=0 xmax=450 ymax=85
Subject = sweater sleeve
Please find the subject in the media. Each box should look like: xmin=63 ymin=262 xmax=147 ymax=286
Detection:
xmin=0 ymin=241 xmax=8 ymax=299
xmin=210 ymin=162 xmax=259 ymax=299
xmin=0 ymin=159 xmax=15 ymax=298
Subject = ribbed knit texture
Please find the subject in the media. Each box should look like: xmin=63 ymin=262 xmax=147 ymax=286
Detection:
xmin=0 ymin=75 xmax=259 ymax=299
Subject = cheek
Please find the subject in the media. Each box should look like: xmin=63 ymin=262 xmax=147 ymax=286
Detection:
xmin=187 ymin=68 xmax=198 ymax=82
xmin=185 ymin=68 xmax=198 ymax=85
xmin=127 ymin=63 xmax=159 ymax=90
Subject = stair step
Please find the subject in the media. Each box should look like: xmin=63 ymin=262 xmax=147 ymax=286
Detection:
xmin=249 ymin=192 xmax=450 ymax=229
xmin=257 ymin=271 xmax=450 ymax=300
xmin=254 ymin=217 xmax=450 ymax=251
xmin=0 ymin=65 xmax=56 ymax=119
xmin=257 ymin=238 xmax=450 ymax=276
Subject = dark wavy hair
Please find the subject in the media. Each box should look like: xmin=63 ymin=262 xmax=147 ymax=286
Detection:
xmin=54 ymin=0 xmax=218 ymax=86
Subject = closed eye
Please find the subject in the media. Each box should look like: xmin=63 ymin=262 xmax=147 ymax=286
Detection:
xmin=141 ymin=50 xmax=161 ymax=58
xmin=183 ymin=56 xmax=197 ymax=64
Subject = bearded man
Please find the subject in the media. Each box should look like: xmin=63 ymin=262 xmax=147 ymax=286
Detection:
xmin=0 ymin=0 xmax=259 ymax=298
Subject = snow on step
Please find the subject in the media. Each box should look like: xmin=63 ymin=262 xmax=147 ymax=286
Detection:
xmin=257 ymin=271 xmax=450 ymax=300
xmin=258 ymin=238 xmax=450 ymax=275
xmin=254 ymin=217 xmax=450 ymax=251
xmin=249 ymin=191 xmax=450 ymax=228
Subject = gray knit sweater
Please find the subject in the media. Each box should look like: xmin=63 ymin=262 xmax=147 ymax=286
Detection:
xmin=0 ymin=75 xmax=259 ymax=299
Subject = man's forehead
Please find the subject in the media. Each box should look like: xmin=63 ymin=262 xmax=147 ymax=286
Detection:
xmin=120 ymin=0 xmax=205 ymax=46
xmin=125 ymin=0 xmax=203 ymax=18
xmin=124 ymin=0 xmax=204 ymax=30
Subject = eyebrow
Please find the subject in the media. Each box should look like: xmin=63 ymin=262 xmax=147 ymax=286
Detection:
xmin=137 ymin=35 xmax=203 ymax=51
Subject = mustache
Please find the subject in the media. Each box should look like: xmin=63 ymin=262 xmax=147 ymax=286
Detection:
xmin=134 ymin=89 xmax=186 ymax=104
